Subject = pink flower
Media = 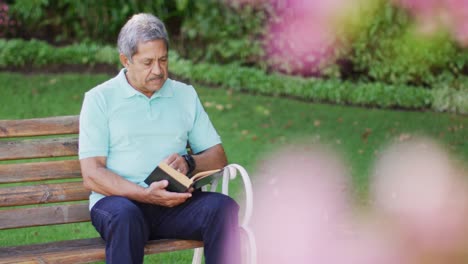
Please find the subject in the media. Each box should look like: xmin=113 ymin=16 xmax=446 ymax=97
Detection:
xmin=252 ymin=145 xmax=351 ymax=262
xmin=251 ymin=139 xmax=468 ymax=263
xmin=393 ymin=0 xmax=468 ymax=46
xmin=371 ymin=138 xmax=468 ymax=259
xmin=263 ymin=0 xmax=353 ymax=76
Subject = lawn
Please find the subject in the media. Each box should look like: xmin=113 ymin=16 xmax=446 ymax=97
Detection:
xmin=0 ymin=72 xmax=467 ymax=263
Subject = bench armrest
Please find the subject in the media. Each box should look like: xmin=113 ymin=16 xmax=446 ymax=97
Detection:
xmin=196 ymin=163 xmax=257 ymax=264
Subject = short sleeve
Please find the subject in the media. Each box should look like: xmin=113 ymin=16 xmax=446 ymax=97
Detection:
xmin=187 ymin=96 xmax=221 ymax=154
xmin=78 ymin=91 xmax=109 ymax=159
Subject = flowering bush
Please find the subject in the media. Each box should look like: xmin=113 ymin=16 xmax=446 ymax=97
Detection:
xmin=392 ymin=0 xmax=468 ymax=47
xmin=0 ymin=1 xmax=18 ymax=38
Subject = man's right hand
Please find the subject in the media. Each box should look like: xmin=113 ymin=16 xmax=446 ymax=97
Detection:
xmin=144 ymin=180 xmax=192 ymax=207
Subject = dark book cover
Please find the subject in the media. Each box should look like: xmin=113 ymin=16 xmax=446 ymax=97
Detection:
xmin=144 ymin=164 xmax=192 ymax=192
xmin=144 ymin=162 xmax=224 ymax=193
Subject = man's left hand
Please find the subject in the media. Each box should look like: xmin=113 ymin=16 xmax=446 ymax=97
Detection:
xmin=164 ymin=153 xmax=189 ymax=175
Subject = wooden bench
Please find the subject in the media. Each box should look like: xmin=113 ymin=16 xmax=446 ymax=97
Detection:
xmin=0 ymin=115 xmax=256 ymax=264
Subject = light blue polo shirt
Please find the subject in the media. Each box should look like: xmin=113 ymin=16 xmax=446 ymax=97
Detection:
xmin=79 ymin=69 xmax=221 ymax=209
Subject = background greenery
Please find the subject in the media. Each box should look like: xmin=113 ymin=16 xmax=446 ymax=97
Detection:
xmin=1 ymin=39 xmax=466 ymax=114
xmin=4 ymin=0 xmax=467 ymax=86
xmin=1 ymin=0 xmax=466 ymax=115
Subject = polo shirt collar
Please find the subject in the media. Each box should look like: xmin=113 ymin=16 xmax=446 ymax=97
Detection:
xmin=117 ymin=68 xmax=174 ymax=99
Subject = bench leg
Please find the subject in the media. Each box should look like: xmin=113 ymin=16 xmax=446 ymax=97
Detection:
xmin=192 ymin=247 xmax=203 ymax=264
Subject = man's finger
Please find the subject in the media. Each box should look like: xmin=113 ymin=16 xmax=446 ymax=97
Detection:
xmin=164 ymin=153 xmax=178 ymax=165
xmin=150 ymin=180 xmax=169 ymax=189
xmin=149 ymin=182 xmax=192 ymax=198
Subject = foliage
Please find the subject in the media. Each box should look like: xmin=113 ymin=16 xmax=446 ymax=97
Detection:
xmin=178 ymin=0 xmax=266 ymax=66
xmin=1 ymin=39 xmax=466 ymax=114
xmin=432 ymin=86 xmax=468 ymax=114
xmin=6 ymin=0 xmax=467 ymax=89
xmin=0 ymin=39 xmax=119 ymax=67
xmin=0 ymin=0 xmax=19 ymax=38
xmin=169 ymin=52 xmax=436 ymax=112
xmin=9 ymin=0 xmax=265 ymax=66
xmin=9 ymin=0 xmax=190 ymax=44
xmin=348 ymin=0 xmax=467 ymax=87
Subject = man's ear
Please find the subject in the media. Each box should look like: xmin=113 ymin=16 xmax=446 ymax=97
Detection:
xmin=119 ymin=53 xmax=130 ymax=68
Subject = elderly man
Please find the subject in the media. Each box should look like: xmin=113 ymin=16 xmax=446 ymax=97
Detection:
xmin=79 ymin=13 xmax=240 ymax=264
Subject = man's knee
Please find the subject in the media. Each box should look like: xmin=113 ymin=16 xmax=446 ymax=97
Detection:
xmin=204 ymin=193 xmax=240 ymax=219
xmin=92 ymin=196 xmax=147 ymax=233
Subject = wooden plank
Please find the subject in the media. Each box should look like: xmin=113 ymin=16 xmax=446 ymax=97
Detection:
xmin=0 ymin=160 xmax=81 ymax=183
xmin=0 ymin=203 xmax=90 ymax=230
xmin=0 ymin=238 xmax=203 ymax=264
xmin=0 ymin=182 xmax=89 ymax=207
xmin=0 ymin=137 xmax=78 ymax=161
xmin=144 ymin=239 xmax=203 ymax=255
xmin=0 ymin=116 xmax=79 ymax=138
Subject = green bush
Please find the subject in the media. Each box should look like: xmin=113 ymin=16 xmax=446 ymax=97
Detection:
xmin=169 ymin=51 xmax=434 ymax=111
xmin=2 ymin=39 xmax=466 ymax=114
xmin=432 ymin=86 xmax=468 ymax=114
xmin=9 ymin=0 xmax=265 ymax=67
xmin=179 ymin=0 xmax=266 ymax=66
xmin=0 ymin=39 xmax=120 ymax=67
xmin=7 ymin=0 xmax=467 ymax=90
xmin=348 ymin=0 xmax=467 ymax=87
xmin=10 ymin=0 xmax=190 ymax=44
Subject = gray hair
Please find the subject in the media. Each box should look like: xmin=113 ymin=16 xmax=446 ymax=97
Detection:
xmin=117 ymin=13 xmax=169 ymax=62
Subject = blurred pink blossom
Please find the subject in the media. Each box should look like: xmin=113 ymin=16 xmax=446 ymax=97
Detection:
xmin=252 ymin=145 xmax=353 ymax=263
xmin=0 ymin=1 xmax=16 ymax=38
xmin=371 ymin=138 xmax=468 ymax=260
xmin=393 ymin=0 xmax=468 ymax=46
xmin=251 ymin=139 xmax=468 ymax=263
xmin=252 ymin=145 xmax=407 ymax=263
xmin=263 ymin=0 xmax=356 ymax=76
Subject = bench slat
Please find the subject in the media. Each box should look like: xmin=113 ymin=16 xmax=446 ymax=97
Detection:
xmin=0 ymin=238 xmax=203 ymax=264
xmin=0 ymin=115 xmax=79 ymax=138
xmin=0 ymin=137 xmax=78 ymax=161
xmin=0 ymin=203 xmax=90 ymax=230
xmin=0 ymin=182 xmax=89 ymax=207
xmin=0 ymin=160 xmax=81 ymax=183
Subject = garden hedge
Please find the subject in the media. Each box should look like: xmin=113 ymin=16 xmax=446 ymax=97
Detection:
xmin=0 ymin=39 xmax=466 ymax=114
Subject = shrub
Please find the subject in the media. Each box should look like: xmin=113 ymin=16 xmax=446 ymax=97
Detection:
xmin=0 ymin=39 xmax=120 ymax=67
xmin=9 ymin=0 xmax=189 ymax=44
xmin=179 ymin=0 xmax=266 ymax=66
xmin=169 ymin=50 xmax=434 ymax=111
xmin=432 ymin=86 xmax=468 ymax=114
xmin=348 ymin=0 xmax=467 ymax=87
xmin=1 ymin=39 xmax=465 ymax=114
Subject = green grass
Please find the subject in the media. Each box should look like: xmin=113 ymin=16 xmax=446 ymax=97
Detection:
xmin=1 ymin=72 xmax=467 ymax=263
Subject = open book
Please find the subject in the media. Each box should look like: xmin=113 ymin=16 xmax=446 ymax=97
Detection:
xmin=144 ymin=162 xmax=224 ymax=192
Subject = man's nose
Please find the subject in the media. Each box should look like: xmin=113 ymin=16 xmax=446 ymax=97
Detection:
xmin=151 ymin=62 xmax=162 ymax=75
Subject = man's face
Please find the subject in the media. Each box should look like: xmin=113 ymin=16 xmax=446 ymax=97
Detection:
xmin=121 ymin=39 xmax=168 ymax=97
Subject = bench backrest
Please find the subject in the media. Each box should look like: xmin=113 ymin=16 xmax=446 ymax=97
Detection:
xmin=0 ymin=115 xmax=90 ymax=230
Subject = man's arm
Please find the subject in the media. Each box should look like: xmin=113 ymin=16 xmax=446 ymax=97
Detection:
xmin=80 ymin=156 xmax=192 ymax=207
xmin=164 ymin=144 xmax=228 ymax=175
xmin=192 ymin=144 xmax=227 ymax=174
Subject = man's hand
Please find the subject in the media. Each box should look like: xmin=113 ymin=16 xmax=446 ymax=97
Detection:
xmin=164 ymin=153 xmax=189 ymax=175
xmin=144 ymin=180 xmax=192 ymax=207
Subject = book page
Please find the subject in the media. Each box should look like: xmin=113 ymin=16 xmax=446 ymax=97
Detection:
xmin=192 ymin=169 xmax=223 ymax=181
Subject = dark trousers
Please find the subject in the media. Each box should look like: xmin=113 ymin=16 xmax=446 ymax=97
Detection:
xmin=90 ymin=191 xmax=241 ymax=264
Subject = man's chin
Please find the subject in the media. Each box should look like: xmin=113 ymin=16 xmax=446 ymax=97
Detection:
xmin=147 ymin=78 xmax=166 ymax=88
